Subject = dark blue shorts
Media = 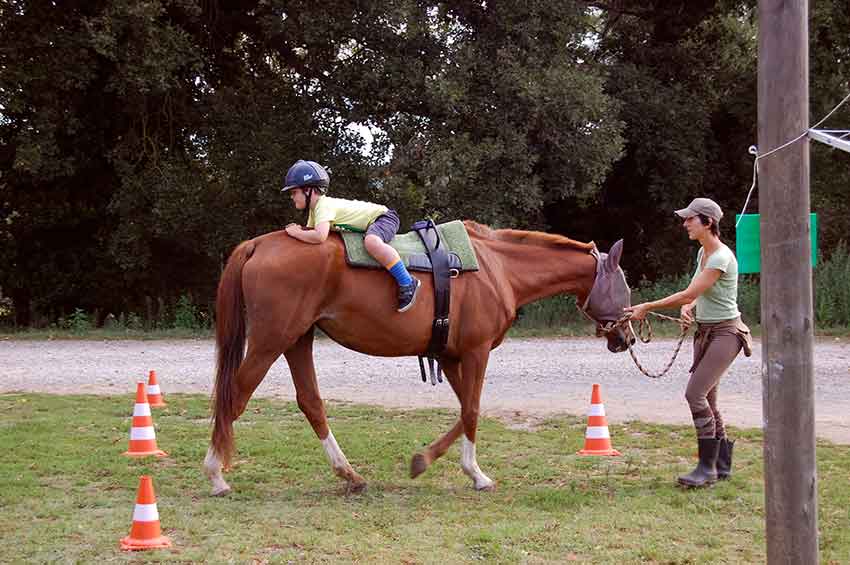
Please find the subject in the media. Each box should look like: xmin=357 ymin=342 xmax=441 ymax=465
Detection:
xmin=365 ymin=210 xmax=400 ymax=243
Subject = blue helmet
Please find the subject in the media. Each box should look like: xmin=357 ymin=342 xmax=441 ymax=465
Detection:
xmin=282 ymin=160 xmax=330 ymax=193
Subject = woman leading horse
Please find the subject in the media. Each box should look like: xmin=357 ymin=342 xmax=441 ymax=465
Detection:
xmin=204 ymin=221 xmax=633 ymax=495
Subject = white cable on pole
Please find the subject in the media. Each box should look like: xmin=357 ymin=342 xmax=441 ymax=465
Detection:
xmin=736 ymin=146 xmax=760 ymax=228
xmin=736 ymin=91 xmax=850 ymax=225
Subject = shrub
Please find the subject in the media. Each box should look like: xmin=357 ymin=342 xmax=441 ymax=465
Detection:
xmin=68 ymin=308 xmax=92 ymax=333
xmin=173 ymin=294 xmax=201 ymax=329
xmin=814 ymin=242 xmax=850 ymax=327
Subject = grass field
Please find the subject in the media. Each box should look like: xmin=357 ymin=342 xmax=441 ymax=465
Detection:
xmin=1 ymin=394 xmax=848 ymax=564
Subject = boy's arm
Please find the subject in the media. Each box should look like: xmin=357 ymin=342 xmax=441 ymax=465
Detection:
xmin=285 ymin=221 xmax=330 ymax=244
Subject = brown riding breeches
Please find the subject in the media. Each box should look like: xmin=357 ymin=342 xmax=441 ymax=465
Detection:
xmin=686 ymin=317 xmax=752 ymax=439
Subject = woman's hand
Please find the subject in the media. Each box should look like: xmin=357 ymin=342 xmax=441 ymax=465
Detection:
xmin=623 ymin=303 xmax=651 ymax=321
xmin=285 ymin=224 xmax=302 ymax=237
xmin=680 ymin=302 xmax=695 ymax=329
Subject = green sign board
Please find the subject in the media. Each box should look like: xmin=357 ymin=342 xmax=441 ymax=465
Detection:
xmin=735 ymin=213 xmax=818 ymax=274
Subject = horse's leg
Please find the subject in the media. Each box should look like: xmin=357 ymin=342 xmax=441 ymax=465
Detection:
xmin=410 ymin=357 xmax=465 ymax=478
xmin=284 ymin=327 xmax=367 ymax=493
xmin=456 ymin=346 xmax=495 ymax=491
xmin=204 ymin=341 xmax=282 ymax=496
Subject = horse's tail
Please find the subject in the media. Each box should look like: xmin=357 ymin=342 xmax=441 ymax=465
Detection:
xmin=211 ymin=239 xmax=255 ymax=467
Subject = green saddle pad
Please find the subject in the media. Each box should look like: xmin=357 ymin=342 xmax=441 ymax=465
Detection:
xmin=341 ymin=220 xmax=479 ymax=271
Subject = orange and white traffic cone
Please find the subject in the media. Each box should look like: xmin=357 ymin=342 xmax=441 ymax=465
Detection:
xmin=123 ymin=382 xmax=167 ymax=458
xmin=146 ymin=370 xmax=166 ymax=407
xmin=120 ymin=475 xmax=172 ymax=551
xmin=577 ymin=383 xmax=621 ymax=456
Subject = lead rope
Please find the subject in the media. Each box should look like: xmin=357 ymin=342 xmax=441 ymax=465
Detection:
xmin=624 ymin=312 xmax=691 ymax=379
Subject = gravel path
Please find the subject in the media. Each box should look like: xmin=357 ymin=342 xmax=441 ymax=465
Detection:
xmin=2 ymin=337 xmax=849 ymax=444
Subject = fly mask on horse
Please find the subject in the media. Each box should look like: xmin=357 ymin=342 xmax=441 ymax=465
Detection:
xmin=578 ymin=240 xmax=634 ymax=352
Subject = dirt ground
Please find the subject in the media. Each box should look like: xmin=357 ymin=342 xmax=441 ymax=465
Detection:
xmin=2 ymin=336 xmax=849 ymax=444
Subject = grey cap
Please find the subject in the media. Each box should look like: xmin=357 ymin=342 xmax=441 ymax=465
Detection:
xmin=675 ymin=197 xmax=723 ymax=221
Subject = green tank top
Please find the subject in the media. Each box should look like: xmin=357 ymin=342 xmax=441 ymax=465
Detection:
xmin=692 ymin=244 xmax=741 ymax=323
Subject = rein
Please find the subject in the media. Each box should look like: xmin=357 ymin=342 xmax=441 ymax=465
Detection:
xmin=611 ymin=312 xmax=691 ymax=379
xmin=580 ymin=295 xmax=690 ymax=378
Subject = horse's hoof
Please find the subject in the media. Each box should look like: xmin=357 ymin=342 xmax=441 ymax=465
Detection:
xmin=475 ymin=481 xmax=496 ymax=492
xmin=347 ymin=481 xmax=368 ymax=494
xmin=210 ymin=485 xmax=232 ymax=497
xmin=410 ymin=453 xmax=429 ymax=479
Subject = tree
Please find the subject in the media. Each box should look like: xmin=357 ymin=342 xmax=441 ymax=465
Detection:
xmin=809 ymin=0 xmax=850 ymax=259
xmin=0 ymin=0 xmax=379 ymax=323
xmin=5 ymin=0 xmax=843 ymax=324
xmin=1 ymin=0 xmax=626 ymax=323
xmin=553 ymin=0 xmax=759 ymax=280
xmin=379 ymin=1 xmax=624 ymax=228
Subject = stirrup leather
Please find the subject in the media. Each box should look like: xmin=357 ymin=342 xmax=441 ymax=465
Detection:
xmin=411 ymin=218 xmax=452 ymax=385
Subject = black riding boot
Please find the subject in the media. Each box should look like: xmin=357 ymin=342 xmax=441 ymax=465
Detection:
xmin=677 ymin=437 xmax=720 ymax=487
xmin=716 ymin=437 xmax=735 ymax=480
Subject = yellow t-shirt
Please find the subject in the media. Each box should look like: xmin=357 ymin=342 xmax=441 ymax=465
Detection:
xmin=307 ymin=195 xmax=388 ymax=233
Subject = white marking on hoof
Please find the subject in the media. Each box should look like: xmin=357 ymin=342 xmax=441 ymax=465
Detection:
xmin=322 ymin=430 xmax=365 ymax=489
xmin=461 ymin=436 xmax=495 ymax=491
xmin=321 ymin=430 xmax=351 ymax=471
xmin=204 ymin=446 xmax=231 ymax=496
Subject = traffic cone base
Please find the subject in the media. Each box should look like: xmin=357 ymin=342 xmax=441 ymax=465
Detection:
xmin=124 ymin=382 xmax=167 ymax=458
xmin=577 ymin=384 xmax=621 ymax=456
xmin=121 ymin=533 xmax=172 ymax=551
xmin=146 ymin=370 xmax=166 ymax=407
xmin=123 ymin=448 xmax=168 ymax=458
xmin=120 ymin=476 xmax=172 ymax=551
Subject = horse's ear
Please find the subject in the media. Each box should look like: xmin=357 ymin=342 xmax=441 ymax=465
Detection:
xmin=606 ymin=239 xmax=624 ymax=269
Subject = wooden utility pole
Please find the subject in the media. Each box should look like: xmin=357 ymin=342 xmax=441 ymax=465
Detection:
xmin=758 ymin=1 xmax=818 ymax=563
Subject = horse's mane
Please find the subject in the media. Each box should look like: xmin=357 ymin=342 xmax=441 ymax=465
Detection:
xmin=463 ymin=220 xmax=593 ymax=252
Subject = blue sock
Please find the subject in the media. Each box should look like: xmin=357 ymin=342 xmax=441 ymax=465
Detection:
xmin=386 ymin=260 xmax=413 ymax=286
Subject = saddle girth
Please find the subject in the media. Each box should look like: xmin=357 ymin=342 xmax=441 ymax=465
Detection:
xmin=411 ymin=219 xmax=453 ymax=385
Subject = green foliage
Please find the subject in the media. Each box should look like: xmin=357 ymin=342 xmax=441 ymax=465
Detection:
xmin=173 ymin=293 xmax=203 ymax=329
xmin=737 ymin=275 xmax=761 ymax=325
xmin=814 ymin=243 xmax=850 ymax=326
xmin=554 ymin=1 xmax=760 ymax=280
xmin=118 ymin=312 xmax=144 ymax=331
xmin=52 ymin=308 xmax=93 ymax=333
xmin=515 ymin=268 xmax=850 ymax=333
xmin=2 ymin=0 xmax=849 ymax=329
xmin=631 ymin=272 xmax=693 ymax=306
xmin=384 ymin=2 xmax=624 ymax=228
xmin=514 ymin=294 xmax=584 ymax=329
xmin=67 ymin=308 xmax=92 ymax=333
xmin=0 ymin=295 xmax=12 ymax=323
xmin=810 ymin=0 xmax=850 ymax=260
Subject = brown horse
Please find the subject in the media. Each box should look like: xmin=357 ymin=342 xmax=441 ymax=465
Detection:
xmin=204 ymin=221 xmax=633 ymax=495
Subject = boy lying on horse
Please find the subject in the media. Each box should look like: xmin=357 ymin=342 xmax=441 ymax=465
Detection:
xmin=282 ymin=159 xmax=421 ymax=312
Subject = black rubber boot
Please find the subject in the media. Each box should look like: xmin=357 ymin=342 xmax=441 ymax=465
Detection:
xmin=677 ymin=437 xmax=720 ymax=488
xmin=716 ymin=437 xmax=735 ymax=480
